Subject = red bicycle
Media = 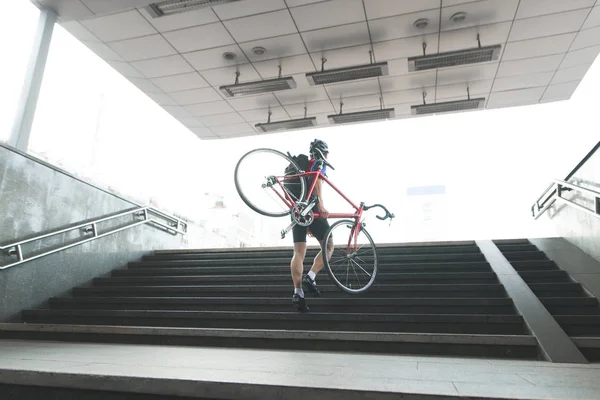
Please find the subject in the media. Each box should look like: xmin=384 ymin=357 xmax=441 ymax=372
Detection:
xmin=234 ymin=148 xmax=394 ymax=294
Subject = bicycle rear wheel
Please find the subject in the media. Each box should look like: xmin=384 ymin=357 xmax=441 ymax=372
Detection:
xmin=234 ymin=148 xmax=306 ymax=217
xmin=322 ymin=219 xmax=378 ymax=294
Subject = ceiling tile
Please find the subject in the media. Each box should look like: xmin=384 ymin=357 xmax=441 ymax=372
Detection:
xmin=541 ymin=81 xmax=580 ymax=101
xmin=551 ymin=64 xmax=592 ymax=84
xmin=326 ymin=78 xmax=381 ymax=99
xmin=509 ymin=8 xmax=589 ymax=42
xmin=496 ymin=54 xmax=563 ymax=77
xmin=442 ymin=0 xmax=480 ymax=6
xmin=436 ymin=63 xmax=499 ymax=85
xmin=127 ymin=78 xmax=162 ymax=93
xmin=199 ymin=64 xmax=261 ymax=87
xmin=146 ymin=92 xmax=178 ymax=106
xmin=436 ymin=79 xmax=493 ymax=100
xmin=386 ymin=58 xmax=410 ymax=77
xmin=108 ymin=34 xmax=176 ymax=61
xmin=254 ymin=55 xmax=316 ymax=79
xmin=223 ymin=10 xmax=297 ymax=42
xmin=185 ymin=101 xmax=235 ymax=117
xmin=275 ymin=86 xmax=330 ymax=105
xmin=162 ymin=105 xmax=192 ymax=118
xmin=83 ymin=41 xmax=123 ymax=61
xmin=301 ymin=22 xmax=371 ymax=52
xmin=286 ymin=0 xmax=326 ymax=6
xmin=379 ymin=70 xmax=437 ymax=92
xmin=582 ymin=6 xmax=600 ymax=30
xmin=284 ymin=100 xmax=334 ymax=117
xmin=81 ymin=0 xmax=151 ymax=15
xmin=211 ymin=123 xmax=256 ymax=135
xmin=169 ymin=87 xmax=224 ymax=106
xmin=151 ymin=72 xmax=210 ymax=92
xmin=60 ymin=21 xmax=100 ymax=42
xmin=502 ymin=33 xmax=576 ymax=60
xmin=441 ymin=0 xmax=519 ymax=31
xmin=227 ymin=94 xmax=280 ymax=111
xmin=137 ymin=6 xmax=219 ymax=32
xmin=178 ymin=117 xmax=206 ymax=128
xmin=39 ymin=0 xmax=94 ymax=20
xmin=106 ymin=60 xmax=144 ymax=78
xmin=364 ymin=0 xmax=440 ymax=20
xmin=516 ymin=0 xmax=595 ymax=19
xmin=369 ymin=9 xmax=440 ymax=42
xmin=213 ymin=0 xmax=287 ymax=20
xmin=239 ymin=34 xmax=307 ymax=62
xmin=561 ymin=45 xmax=600 ymax=68
xmin=239 ymin=107 xmax=288 ymax=123
xmin=81 ymin=10 xmax=156 ymax=42
xmin=486 ymin=87 xmax=545 ymax=108
xmin=570 ymin=25 xmax=600 ymax=51
xmin=200 ymin=113 xmax=246 ymax=127
xmin=310 ymin=44 xmax=374 ymax=70
xmin=189 ymin=127 xmax=217 ymax=138
xmin=290 ymin=0 xmax=364 ymax=32
xmin=131 ymin=54 xmax=194 ymax=78
xmin=439 ymin=22 xmax=511 ymax=53
xmin=337 ymin=94 xmax=382 ymax=112
xmin=373 ymin=34 xmax=439 ymax=61
xmin=183 ymin=44 xmax=248 ymax=71
xmin=163 ymin=23 xmax=235 ymax=53
xmin=492 ymin=71 xmax=554 ymax=91
xmin=384 ymin=87 xmax=434 ymax=104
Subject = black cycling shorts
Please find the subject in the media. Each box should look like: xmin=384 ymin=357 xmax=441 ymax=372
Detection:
xmin=292 ymin=218 xmax=331 ymax=243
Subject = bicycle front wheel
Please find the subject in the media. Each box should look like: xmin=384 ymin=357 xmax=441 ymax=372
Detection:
xmin=323 ymin=219 xmax=378 ymax=294
xmin=234 ymin=148 xmax=306 ymax=217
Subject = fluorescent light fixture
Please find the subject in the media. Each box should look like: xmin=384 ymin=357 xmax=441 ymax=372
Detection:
xmin=411 ymin=98 xmax=485 ymax=115
xmin=147 ymin=0 xmax=242 ymax=17
xmin=219 ymin=77 xmax=296 ymax=97
xmin=306 ymin=62 xmax=388 ymax=85
xmin=255 ymin=117 xmax=316 ymax=132
xmin=328 ymin=108 xmax=395 ymax=124
xmin=408 ymin=45 xmax=501 ymax=71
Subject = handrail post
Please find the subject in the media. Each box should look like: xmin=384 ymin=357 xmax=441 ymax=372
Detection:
xmin=596 ymin=196 xmax=600 ymax=216
xmin=16 ymin=245 xmax=23 ymax=262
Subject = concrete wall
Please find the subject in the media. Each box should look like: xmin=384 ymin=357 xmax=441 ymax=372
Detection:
xmin=546 ymin=146 xmax=600 ymax=263
xmin=0 ymin=144 xmax=183 ymax=321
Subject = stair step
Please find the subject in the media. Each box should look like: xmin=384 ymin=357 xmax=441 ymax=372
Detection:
xmin=117 ymin=262 xmax=494 ymax=275
xmin=555 ymin=315 xmax=600 ymax=336
xmin=72 ymin=283 xmax=508 ymax=298
xmin=494 ymin=244 xmax=539 ymax=252
xmin=49 ymin=296 xmax=516 ymax=314
xmin=95 ymin=272 xmax=499 ymax=286
xmin=540 ymin=297 xmax=599 ymax=306
xmin=529 ymin=282 xmax=584 ymax=295
xmin=500 ymin=251 xmax=548 ymax=261
xmin=510 ymin=260 xmax=559 ymax=271
xmin=22 ymin=309 xmax=525 ymax=334
xmin=546 ymin=307 xmax=600 ymax=315
xmin=492 ymin=239 xmax=530 ymax=245
xmin=519 ymin=270 xmax=571 ymax=283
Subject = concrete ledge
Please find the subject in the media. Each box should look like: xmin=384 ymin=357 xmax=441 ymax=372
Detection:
xmin=0 ymin=324 xmax=536 ymax=346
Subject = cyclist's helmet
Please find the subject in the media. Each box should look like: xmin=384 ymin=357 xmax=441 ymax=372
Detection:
xmin=309 ymin=139 xmax=329 ymax=159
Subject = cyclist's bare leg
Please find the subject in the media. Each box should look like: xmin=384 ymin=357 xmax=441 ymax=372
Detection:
xmin=291 ymin=242 xmax=307 ymax=289
xmin=310 ymin=237 xmax=334 ymax=276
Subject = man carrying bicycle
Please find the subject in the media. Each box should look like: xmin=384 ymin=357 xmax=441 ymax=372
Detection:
xmin=291 ymin=139 xmax=334 ymax=312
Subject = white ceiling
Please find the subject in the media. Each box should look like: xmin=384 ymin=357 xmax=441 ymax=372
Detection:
xmin=29 ymin=0 xmax=600 ymax=140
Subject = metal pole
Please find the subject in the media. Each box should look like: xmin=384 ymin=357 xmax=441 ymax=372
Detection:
xmin=9 ymin=8 xmax=56 ymax=151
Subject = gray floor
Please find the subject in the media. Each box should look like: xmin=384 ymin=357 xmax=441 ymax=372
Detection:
xmin=1 ymin=340 xmax=600 ymax=399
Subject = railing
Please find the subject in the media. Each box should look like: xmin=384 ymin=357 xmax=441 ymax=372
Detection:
xmin=532 ymin=141 xmax=600 ymax=220
xmin=0 ymin=207 xmax=187 ymax=270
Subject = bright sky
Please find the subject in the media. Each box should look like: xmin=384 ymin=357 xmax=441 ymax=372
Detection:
xmin=1 ymin=2 xmax=599 ymax=247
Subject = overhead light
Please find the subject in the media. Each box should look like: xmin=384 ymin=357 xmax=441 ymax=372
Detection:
xmin=411 ymin=90 xmax=484 ymax=115
xmin=146 ymin=0 xmax=242 ymax=17
xmin=306 ymin=57 xmax=388 ymax=85
xmin=222 ymin=52 xmax=237 ymax=61
xmin=252 ymin=46 xmax=267 ymax=56
xmin=219 ymin=69 xmax=296 ymax=97
xmin=328 ymin=101 xmax=395 ymax=124
xmin=255 ymin=108 xmax=316 ymax=132
xmin=408 ymin=35 xmax=501 ymax=71
xmin=414 ymin=18 xmax=429 ymax=29
xmin=450 ymin=12 xmax=467 ymax=23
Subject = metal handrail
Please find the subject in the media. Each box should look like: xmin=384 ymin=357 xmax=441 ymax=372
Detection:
xmin=0 ymin=206 xmax=187 ymax=270
xmin=533 ymin=179 xmax=600 ymax=220
xmin=532 ymin=141 xmax=600 ymax=218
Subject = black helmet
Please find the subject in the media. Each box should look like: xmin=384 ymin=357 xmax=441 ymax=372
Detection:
xmin=309 ymin=139 xmax=328 ymax=158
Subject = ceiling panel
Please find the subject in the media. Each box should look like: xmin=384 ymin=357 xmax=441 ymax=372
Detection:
xmin=496 ymin=54 xmax=564 ymax=78
xmin=551 ymin=64 xmax=592 ymax=84
xmin=199 ymin=112 xmax=246 ymax=127
xmin=169 ymin=87 xmax=224 ymax=106
xmin=570 ymin=25 xmax=600 ymax=51
xmin=106 ymin=60 xmax=144 ymax=78
xmin=486 ymin=87 xmax=545 ymax=108
xmin=253 ymin=55 xmax=316 ymax=79
xmin=223 ymin=10 xmax=297 ymax=42
xmin=137 ymin=6 xmax=219 ymax=32
xmin=301 ymin=22 xmax=371 ymax=52
xmin=502 ymin=33 xmax=576 ymax=60
xmin=127 ymin=77 xmax=162 ymax=93
xmin=364 ymin=0 xmax=440 ymax=20
xmin=151 ymin=72 xmax=210 ymax=92
xmin=81 ymin=0 xmax=151 ymax=15
xmin=275 ymin=86 xmax=330 ymax=105
xmin=213 ymin=0 xmax=287 ymax=20
xmin=436 ymin=79 xmax=494 ymax=100
xmin=436 ymin=63 xmax=499 ymax=85
xmin=199 ymin=64 xmax=261 ymax=88
xmin=582 ymin=6 xmax=600 ymax=30
xmin=182 ymin=44 xmax=248 ymax=71
xmin=239 ymin=106 xmax=288 ymax=123
xmin=325 ymin=78 xmax=382 ymax=99
xmin=239 ymin=34 xmax=307 ymax=62
xmin=145 ymin=92 xmax=178 ymax=106
xmin=369 ymin=9 xmax=440 ymax=42
xmin=163 ymin=23 xmax=235 ymax=53
xmin=438 ymin=22 xmax=511 ymax=53
xmin=379 ymin=71 xmax=437 ymax=93
xmin=516 ymin=0 xmax=596 ymax=19
xmin=492 ymin=71 xmax=554 ymax=92
xmin=541 ymin=81 xmax=580 ymax=102
xmin=108 ymin=34 xmax=177 ymax=61
xmin=384 ymin=87 xmax=435 ymax=105
xmin=211 ymin=123 xmax=257 ymax=135
xmin=184 ymin=101 xmax=235 ymax=117
xmin=178 ymin=117 xmax=206 ymax=128
xmin=61 ymin=21 xmax=101 ymax=42
xmin=131 ymin=54 xmax=194 ymax=78
xmin=310 ymin=44 xmax=374 ymax=70
xmin=190 ymin=127 xmax=217 ymax=139
xmin=39 ymin=0 xmax=94 ymax=20
xmin=284 ymin=100 xmax=334 ymax=117
xmin=227 ymin=93 xmax=281 ymax=111
xmin=84 ymin=41 xmax=123 ymax=61
xmin=441 ymin=0 xmax=519 ymax=32
xmin=336 ymin=94 xmax=382 ymax=112
xmin=290 ymin=0 xmax=365 ymax=32
xmin=560 ymin=45 xmax=600 ymax=68
xmin=373 ymin=34 xmax=439 ymax=61
xmin=81 ymin=10 xmax=156 ymax=42
xmin=162 ymin=105 xmax=192 ymax=118
xmin=509 ymin=8 xmax=590 ymax=42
